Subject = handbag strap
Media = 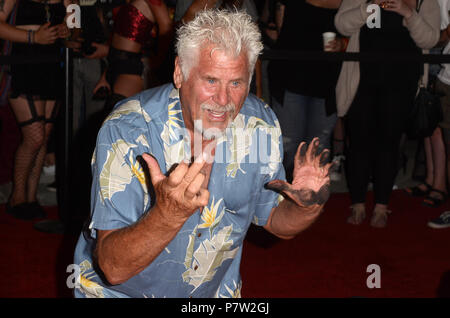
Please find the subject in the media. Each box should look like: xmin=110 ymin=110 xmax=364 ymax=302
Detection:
xmin=420 ymin=58 xmax=429 ymax=88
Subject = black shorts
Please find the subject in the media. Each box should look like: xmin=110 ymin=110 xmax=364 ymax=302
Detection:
xmin=106 ymin=47 xmax=143 ymax=86
xmin=10 ymin=42 xmax=64 ymax=100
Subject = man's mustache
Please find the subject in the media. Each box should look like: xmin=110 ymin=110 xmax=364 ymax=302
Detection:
xmin=201 ymin=102 xmax=236 ymax=113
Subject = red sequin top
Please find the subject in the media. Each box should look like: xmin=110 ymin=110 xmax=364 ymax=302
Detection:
xmin=113 ymin=4 xmax=155 ymax=45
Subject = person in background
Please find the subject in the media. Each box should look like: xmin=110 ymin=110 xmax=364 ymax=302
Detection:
xmin=268 ymin=0 xmax=345 ymax=182
xmin=256 ymin=0 xmax=282 ymax=103
xmin=335 ymin=0 xmax=440 ymax=228
xmin=69 ymin=0 xmax=111 ymax=135
xmin=93 ymin=0 xmax=173 ymax=110
xmin=0 ymin=0 xmax=71 ymax=219
xmin=428 ymin=0 xmax=450 ymax=229
xmin=143 ymin=0 xmax=177 ymax=89
xmin=404 ymin=0 xmax=449 ymax=209
xmin=33 ymin=0 xmax=116 ymax=234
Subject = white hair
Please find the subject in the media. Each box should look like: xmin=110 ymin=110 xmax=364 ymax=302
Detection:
xmin=175 ymin=9 xmax=264 ymax=80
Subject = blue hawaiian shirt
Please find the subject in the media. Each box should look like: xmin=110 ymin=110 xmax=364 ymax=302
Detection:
xmin=73 ymin=83 xmax=285 ymax=298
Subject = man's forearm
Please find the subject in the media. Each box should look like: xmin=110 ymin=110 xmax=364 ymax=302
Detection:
xmin=265 ymin=199 xmax=323 ymax=239
xmin=96 ymin=205 xmax=186 ymax=285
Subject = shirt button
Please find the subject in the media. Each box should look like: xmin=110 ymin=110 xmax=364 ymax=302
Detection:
xmin=197 ymin=232 xmax=202 ymax=237
xmin=194 ymin=265 xmax=198 ymax=270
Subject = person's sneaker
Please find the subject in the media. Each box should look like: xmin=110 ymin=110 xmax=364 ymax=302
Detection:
xmin=330 ymin=154 xmax=345 ymax=182
xmin=427 ymin=211 xmax=450 ymax=229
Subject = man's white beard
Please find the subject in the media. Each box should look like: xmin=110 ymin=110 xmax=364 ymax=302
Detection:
xmin=194 ymin=120 xmax=227 ymax=140
xmin=193 ymin=102 xmax=236 ymax=140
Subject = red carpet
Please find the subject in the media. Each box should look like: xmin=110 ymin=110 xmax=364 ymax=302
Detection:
xmin=0 ymin=191 xmax=449 ymax=298
xmin=242 ymin=191 xmax=450 ymax=298
xmin=0 ymin=207 xmax=77 ymax=298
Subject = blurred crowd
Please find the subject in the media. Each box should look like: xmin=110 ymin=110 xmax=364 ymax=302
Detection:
xmin=0 ymin=0 xmax=449 ymax=230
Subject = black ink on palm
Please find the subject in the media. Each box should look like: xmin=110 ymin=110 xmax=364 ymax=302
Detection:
xmin=266 ymin=138 xmax=332 ymax=207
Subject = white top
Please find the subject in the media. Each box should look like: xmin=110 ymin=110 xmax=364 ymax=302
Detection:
xmin=438 ymin=0 xmax=450 ymax=85
xmin=438 ymin=0 xmax=450 ymax=29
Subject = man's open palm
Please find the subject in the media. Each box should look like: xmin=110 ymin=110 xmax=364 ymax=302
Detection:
xmin=267 ymin=138 xmax=332 ymax=207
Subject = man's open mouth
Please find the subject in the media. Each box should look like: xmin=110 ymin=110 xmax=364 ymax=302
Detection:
xmin=206 ymin=109 xmax=227 ymax=120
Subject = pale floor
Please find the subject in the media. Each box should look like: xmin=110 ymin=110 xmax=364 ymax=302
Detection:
xmin=0 ymin=139 xmax=420 ymax=207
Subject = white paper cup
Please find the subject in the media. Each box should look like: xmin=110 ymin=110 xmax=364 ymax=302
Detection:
xmin=323 ymin=32 xmax=336 ymax=51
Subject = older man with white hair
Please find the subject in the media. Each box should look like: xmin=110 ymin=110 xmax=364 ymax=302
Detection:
xmin=73 ymin=9 xmax=332 ymax=298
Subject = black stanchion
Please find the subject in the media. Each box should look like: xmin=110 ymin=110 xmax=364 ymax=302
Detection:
xmin=33 ymin=48 xmax=73 ymax=234
xmin=61 ymin=47 xmax=73 ymax=228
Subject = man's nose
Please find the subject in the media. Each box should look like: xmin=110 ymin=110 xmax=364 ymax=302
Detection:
xmin=213 ymin=85 xmax=230 ymax=106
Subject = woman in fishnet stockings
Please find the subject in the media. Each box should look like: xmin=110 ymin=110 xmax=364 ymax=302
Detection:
xmin=8 ymin=98 xmax=59 ymax=219
xmin=0 ymin=0 xmax=71 ymax=219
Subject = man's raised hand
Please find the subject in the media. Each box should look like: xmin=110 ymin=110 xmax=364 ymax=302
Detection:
xmin=266 ymin=137 xmax=332 ymax=207
xmin=142 ymin=153 xmax=210 ymax=227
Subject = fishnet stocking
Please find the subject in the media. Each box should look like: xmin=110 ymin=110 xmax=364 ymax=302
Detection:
xmin=27 ymin=123 xmax=53 ymax=202
xmin=9 ymin=96 xmax=57 ymax=206
xmin=11 ymin=121 xmax=46 ymax=205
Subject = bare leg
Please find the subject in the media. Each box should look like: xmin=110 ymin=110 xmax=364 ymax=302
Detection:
xmin=423 ymin=127 xmax=448 ymax=205
xmin=445 ymin=128 xmax=450 ymax=185
xmin=405 ymin=137 xmax=434 ymax=196
xmin=430 ymin=128 xmax=447 ymax=192
xmin=423 ymin=136 xmax=434 ymax=187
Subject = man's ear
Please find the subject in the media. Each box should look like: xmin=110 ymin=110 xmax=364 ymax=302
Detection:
xmin=173 ymin=57 xmax=183 ymax=89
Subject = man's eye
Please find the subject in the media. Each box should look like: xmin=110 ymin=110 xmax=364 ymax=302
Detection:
xmin=232 ymin=81 xmax=240 ymax=87
xmin=207 ymin=79 xmax=216 ymax=84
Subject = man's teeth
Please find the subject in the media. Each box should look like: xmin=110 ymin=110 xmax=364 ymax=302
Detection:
xmin=208 ymin=110 xmax=225 ymax=116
